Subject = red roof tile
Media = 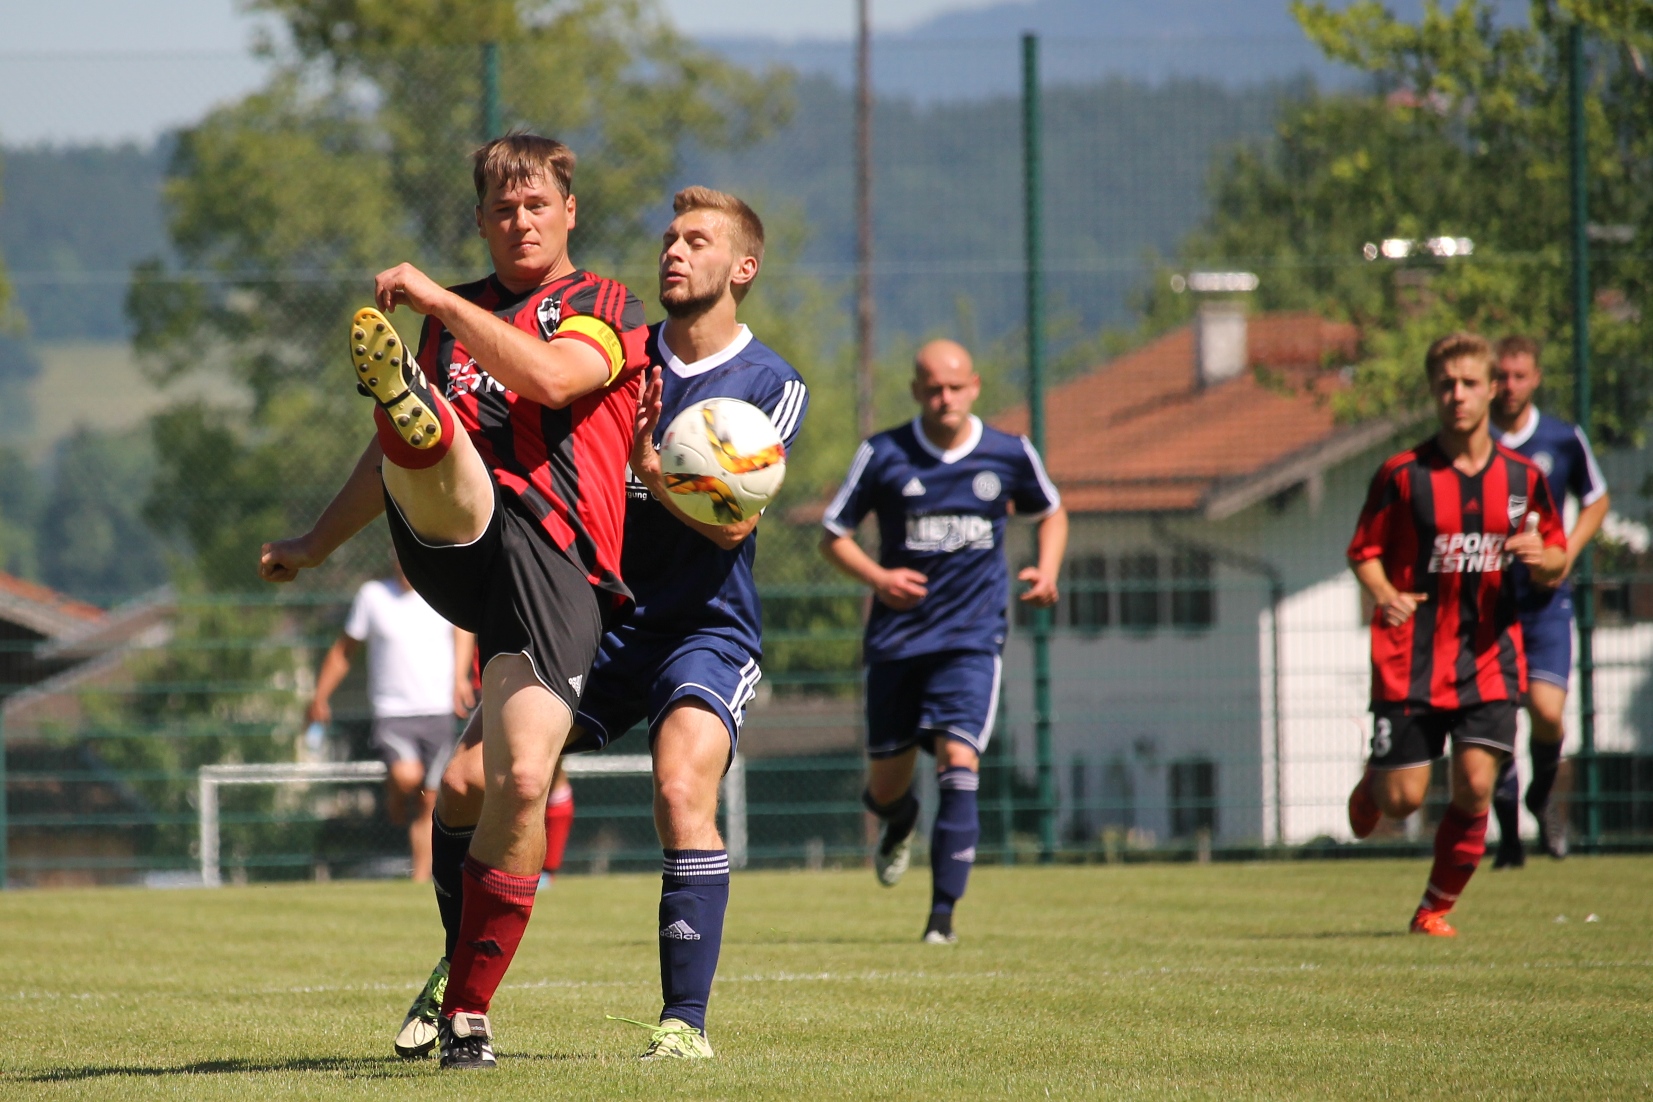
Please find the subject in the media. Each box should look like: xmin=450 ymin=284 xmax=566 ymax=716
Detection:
xmin=992 ymin=312 xmax=1363 ymax=515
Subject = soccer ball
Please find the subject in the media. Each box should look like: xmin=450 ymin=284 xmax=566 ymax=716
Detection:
xmin=658 ymin=398 xmax=787 ymax=525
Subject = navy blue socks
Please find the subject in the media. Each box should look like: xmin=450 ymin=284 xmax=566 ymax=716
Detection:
xmin=930 ymin=767 xmax=980 ymax=915
xmin=1526 ymin=739 xmax=1564 ymax=813
xmin=659 ymin=849 xmax=730 ymax=1033
xmin=431 ymin=812 xmax=474 ymax=961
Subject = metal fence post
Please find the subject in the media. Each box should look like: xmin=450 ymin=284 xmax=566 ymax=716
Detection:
xmin=481 ymin=41 xmax=503 ymax=140
xmin=1021 ymin=32 xmax=1057 ymax=862
xmin=1568 ymin=22 xmax=1600 ymax=849
xmin=0 ymin=711 xmax=8 ymax=890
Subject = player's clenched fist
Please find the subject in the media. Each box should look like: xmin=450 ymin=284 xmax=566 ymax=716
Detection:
xmin=1376 ymin=587 xmax=1427 ymax=627
xmin=873 ymin=567 xmax=929 ymax=611
xmin=1017 ymin=565 xmax=1059 ymax=607
xmin=374 ymin=262 xmax=454 ymax=317
xmin=259 ymin=536 xmax=321 ymax=583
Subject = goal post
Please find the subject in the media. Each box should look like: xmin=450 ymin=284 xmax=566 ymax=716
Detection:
xmin=198 ymin=753 xmax=748 ymax=886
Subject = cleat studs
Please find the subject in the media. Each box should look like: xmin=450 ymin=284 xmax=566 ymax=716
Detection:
xmin=356 ymin=345 xmax=367 ymax=356
xmin=373 ymin=351 xmax=384 ymax=360
xmin=409 ymin=432 xmax=425 ymax=446
xmin=368 ymin=377 xmax=378 ymax=386
xmin=386 ymin=337 xmax=397 ymax=347
xmin=376 ymin=323 xmax=385 ymax=332
xmin=390 ymin=357 xmax=400 ymax=367
xmin=396 ymin=414 xmax=411 ymax=427
xmin=353 ymin=329 xmax=364 ymax=340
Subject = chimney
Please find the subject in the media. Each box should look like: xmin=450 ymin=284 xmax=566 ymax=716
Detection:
xmin=1195 ymin=300 xmax=1247 ymax=387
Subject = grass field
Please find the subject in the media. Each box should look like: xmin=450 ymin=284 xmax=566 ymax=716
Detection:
xmin=1 ymin=859 xmax=1649 ymax=1100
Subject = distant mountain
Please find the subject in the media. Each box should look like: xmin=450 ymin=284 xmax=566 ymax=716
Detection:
xmin=701 ymin=0 xmax=1529 ymax=100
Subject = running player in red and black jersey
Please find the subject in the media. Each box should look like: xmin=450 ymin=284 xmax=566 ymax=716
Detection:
xmin=1344 ymin=333 xmax=1566 ymax=936
xmin=259 ymin=134 xmax=648 ymax=1068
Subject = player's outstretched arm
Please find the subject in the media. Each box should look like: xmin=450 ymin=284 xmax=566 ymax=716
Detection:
xmin=1350 ymin=557 xmax=1427 ymax=627
xmin=374 ymin=263 xmax=613 ymax=409
xmin=629 ymin=367 xmax=760 ymax=550
xmin=259 ymin=440 xmax=388 ymax=583
xmin=819 ymin=530 xmax=928 ymax=611
xmin=1018 ymin=506 xmax=1068 ymax=607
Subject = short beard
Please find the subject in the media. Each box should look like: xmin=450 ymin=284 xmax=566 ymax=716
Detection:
xmin=660 ymin=284 xmax=724 ymax=319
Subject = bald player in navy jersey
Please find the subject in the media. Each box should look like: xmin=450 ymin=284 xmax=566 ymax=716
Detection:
xmin=821 ymin=340 xmax=1067 ymax=944
xmin=1488 ymin=335 xmax=1609 ymax=865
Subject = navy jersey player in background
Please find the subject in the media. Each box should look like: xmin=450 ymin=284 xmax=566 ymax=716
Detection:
xmin=821 ymin=340 xmax=1067 ymax=945
xmin=1488 ymin=335 xmax=1609 ymax=865
xmin=408 ymin=187 xmax=805 ymax=1060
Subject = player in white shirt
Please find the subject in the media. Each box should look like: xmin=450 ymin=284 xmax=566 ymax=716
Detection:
xmin=309 ymin=555 xmax=476 ymax=881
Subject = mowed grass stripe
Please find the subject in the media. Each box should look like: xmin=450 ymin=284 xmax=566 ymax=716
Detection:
xmin=0 ymin=860 xmax=1648 ymax=1100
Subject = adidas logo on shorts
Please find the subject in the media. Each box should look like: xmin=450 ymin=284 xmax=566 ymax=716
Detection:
xmin=660 ymin=919 xmax=701 ymax=941
xmin=568 ymin=674 xmax=584 ymax=696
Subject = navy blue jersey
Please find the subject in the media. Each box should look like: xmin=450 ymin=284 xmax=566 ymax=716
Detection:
xmin=823 ymin=417 xmax=1060 ymax=663
xmin=620 ymin=324 xmax=808 ymax=653
xmin=1498 ymin=406 xmax=1607 ymax=609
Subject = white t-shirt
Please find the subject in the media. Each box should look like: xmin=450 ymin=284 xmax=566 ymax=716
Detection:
xmin=342 ymin=579 xmax=456 ymax=718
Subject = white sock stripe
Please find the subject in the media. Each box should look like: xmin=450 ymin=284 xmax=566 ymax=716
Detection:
xmin=1423 ymin=882 xmax=1460 ymax=902
xmin=938 ymin=772 xmax=980 ymax=790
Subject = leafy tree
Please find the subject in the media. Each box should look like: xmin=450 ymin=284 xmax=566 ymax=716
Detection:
xmin=129 ymin=0 xmax=789 ymax=592
xmin=40 ymin=427 xmax=171 ymax=603
xmin=1143 ymin=0 xmax=1652 ymax=442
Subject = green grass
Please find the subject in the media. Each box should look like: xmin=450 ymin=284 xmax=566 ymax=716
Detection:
xmin=1 ymin=859 xmax=1650 ymax=1099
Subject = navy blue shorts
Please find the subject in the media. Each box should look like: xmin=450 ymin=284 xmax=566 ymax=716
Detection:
xmin=570 ymin=629 xmax=760 ymax=758
xmin=1520 ymin=596 xmax=1574 ymax=689
xmin=865 ymin=649 xmax=1001 ymax=759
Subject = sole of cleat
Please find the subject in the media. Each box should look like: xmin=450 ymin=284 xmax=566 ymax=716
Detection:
xmin=922 ymin=929 xmax=959 ymax=945
xmin=350 ymin=307 xmax=443 ymax=452
xmin=394 ymin=1018 xmax=438 ymax=1059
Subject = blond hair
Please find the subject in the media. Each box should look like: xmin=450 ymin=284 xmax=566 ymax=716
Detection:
xmin=672 ymin=187 xmax=765 ymax=302
xmin=1425 ymin=332 xmax=1493 ymax=380
xmin=472 ymin=132 xmax=576 ymax=201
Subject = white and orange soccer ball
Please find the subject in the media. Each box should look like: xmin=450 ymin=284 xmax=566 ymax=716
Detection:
xmin=658 ymin=398 xmax=788 ymax=525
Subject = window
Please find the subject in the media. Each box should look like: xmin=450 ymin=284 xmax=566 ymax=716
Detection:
xmin=1168 ymin=758 xmax=1217 ymax=839
xmin=1066 ymin=555 xmax=1108 ymax=632
xmin=1170 ymin=549 xmax=1215 ymax=630
xmin=1118 ymin=552 xmax=1161 ymax=630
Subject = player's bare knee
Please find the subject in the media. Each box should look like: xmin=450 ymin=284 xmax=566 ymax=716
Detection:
xmin=936 ymin=739 xmax=980 ymax=773
xmin=654 ymin=770 xmax=715 ymax=825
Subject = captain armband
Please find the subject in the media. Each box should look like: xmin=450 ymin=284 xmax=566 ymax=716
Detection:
xmin=553 ymin=314 xmax=627 ymax=384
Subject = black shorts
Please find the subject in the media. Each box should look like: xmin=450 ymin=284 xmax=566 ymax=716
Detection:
xmin=1368 ymin=701 xmax=1518 ymax=770
xmin=385 ymin=486 xmax=603 ymax=718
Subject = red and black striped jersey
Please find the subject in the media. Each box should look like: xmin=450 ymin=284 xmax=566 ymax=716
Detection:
xmin=1347 ymin=438 xmax=1565 ymax=709
xmin=415 ymin=270 xmax=650 ymax=615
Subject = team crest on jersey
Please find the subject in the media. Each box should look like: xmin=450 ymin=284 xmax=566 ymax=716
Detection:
xmin=536 ymin=295 xmax=562 ymax=337
xmin=972 ymin=472 xmax=1001 ymax=501
xmin=906 ymin=514 xmax=994 ymax=553
xmin=1533 ymin=452 xmax=1554 ymax=475
xmin=1507 ymin=494 xmax=1528 ymax=527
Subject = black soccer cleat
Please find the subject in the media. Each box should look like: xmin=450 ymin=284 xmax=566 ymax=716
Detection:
xmin=438 ymin=1011 xmax=497 ymax=1070
xmin=1492 ymin=833 xmax=1526 ymax=869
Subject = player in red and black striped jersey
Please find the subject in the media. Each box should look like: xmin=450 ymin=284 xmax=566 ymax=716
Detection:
xmin=1344 ymin=333 xmax=1566 ymax=937
xmin=258 ymin=134 xmax=647 ymax=1068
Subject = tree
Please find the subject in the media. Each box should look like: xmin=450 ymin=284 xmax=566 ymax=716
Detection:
xmin=1143 ymin=0 xmax=1652 ymax=442
xmin=128 ymin=0 xmax=789 ymax=591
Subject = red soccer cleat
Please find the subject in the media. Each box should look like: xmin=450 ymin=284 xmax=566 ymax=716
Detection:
xmin=1409 ymin=908 xmax=1457 ymax=937
xmin=1347 ymin=771 xmax=1380 ymax=840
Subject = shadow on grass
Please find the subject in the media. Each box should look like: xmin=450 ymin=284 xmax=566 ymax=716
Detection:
xmin=1242 ymin=930 xmax=1408 ymax=940
xmin=18 ymin=1051 xmax=596 ymax=1083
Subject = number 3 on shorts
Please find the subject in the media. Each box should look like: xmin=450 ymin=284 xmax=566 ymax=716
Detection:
xmin=1371 ymin=716 xmax=1392 ymax=759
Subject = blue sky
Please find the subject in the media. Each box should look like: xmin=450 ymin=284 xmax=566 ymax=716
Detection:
xmin=0 ymin=0 xmax=1002 ymax=143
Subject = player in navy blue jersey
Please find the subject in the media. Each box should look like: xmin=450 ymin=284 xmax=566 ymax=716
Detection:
xmin=1488 ymin=335 xmax=1609 ymax=865
xmin=821 ymin=340 xmax=1067 ymax=944
xmin=401 ymin=187 xmax=806 ymax=1060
